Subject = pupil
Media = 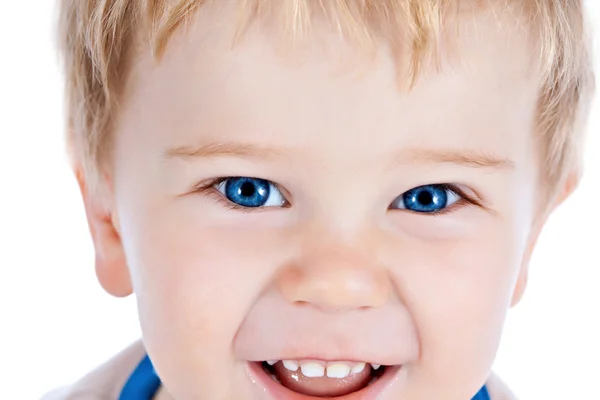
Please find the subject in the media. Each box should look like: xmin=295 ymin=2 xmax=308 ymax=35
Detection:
xmin=417 ymin=191 xmax=433 ymax=205
xmin=240 ymin=182 xmax=256 ymax=197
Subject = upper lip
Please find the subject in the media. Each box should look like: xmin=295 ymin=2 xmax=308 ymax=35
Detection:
xmin=236 ymin=326 xmax=417 ymax=367
xmin=236 ymin=324 xmax=414 ymax=366
xmin=249 ymin=353 xmax=393 ymax=365
xmin=234 ymin=292 xmax=418 ymax=367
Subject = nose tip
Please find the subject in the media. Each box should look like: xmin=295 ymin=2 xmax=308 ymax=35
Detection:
xmin=277 ymin=251 xmax=391 ymax=312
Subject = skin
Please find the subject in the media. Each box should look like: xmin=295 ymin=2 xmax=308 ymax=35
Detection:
xmin=79 ymin=1 xmax=575 ymax=399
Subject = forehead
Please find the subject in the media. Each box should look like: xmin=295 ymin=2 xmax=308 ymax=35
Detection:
xmin=121 ymin=1 xmax=540 ymax=165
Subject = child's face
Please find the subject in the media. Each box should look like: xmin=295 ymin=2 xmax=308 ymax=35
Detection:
xmin=89 ymin=3 xmax=545 ymax=399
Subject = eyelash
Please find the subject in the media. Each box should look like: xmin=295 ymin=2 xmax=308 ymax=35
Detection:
xmin=406 ymin=183 xmax=483 ymax=216
xmin=193 ymin=178 xmax=484 ymax=215
xmin=194 ymin=178 xmax=289 ymax=213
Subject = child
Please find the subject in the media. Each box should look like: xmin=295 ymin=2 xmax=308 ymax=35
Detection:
xmin=47 ymin=0 xmax=595 ymax=399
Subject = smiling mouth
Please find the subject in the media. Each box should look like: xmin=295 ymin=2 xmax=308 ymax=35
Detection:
xmin=253 ymin=359 xmax=400 ymax=398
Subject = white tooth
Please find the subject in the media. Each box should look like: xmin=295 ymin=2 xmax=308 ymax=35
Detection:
xmin=351 ymin=362 xmax=366 ymax=374
xmin=300 ymin=362 xmax=325 ymax=378
xmin=326 ymin=363 xmax=351 ymax=378
xmin=266 ymin=360 xmax=278 ymax=366
xmin=282 ymin=360 xmax=299 ymax=371
xmin=371 ymin=364 xmax=381 ymax=370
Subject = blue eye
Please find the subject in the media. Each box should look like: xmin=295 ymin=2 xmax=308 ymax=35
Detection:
xmin=391 ymin=184 xmax=460 ymax=213
xmin=215 ymin=177 xmax=286 ymax=208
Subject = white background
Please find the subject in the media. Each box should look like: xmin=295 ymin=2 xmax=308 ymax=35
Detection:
xmin=0 ymin=2 xmax=598 ymax=399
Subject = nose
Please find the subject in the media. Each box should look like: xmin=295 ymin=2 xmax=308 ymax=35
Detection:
xmin=276 ymin=244 xmax=392 ymax=313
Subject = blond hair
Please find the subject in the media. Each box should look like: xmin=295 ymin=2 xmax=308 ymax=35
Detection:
xmin=58 ymin=0 xmax=595 ymax=205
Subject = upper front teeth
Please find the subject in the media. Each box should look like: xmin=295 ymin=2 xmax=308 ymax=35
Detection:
xmin=271 ymin=360 xmax=379 ymax=379
xmin=301 ymin=362 xmax=325 ymax=377
xmin=327 ymin=362 xmax=352 ymax=378
xmin=282 ymin=360 xmax=299 ymax=371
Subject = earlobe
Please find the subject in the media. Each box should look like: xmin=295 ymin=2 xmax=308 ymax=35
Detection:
xmin=554 ymin=169 xmax=581 ymax=208
xmin=76 ymin=169 xmax=133 ymax=298
xmin=95 ymin=249 xmax=133 ymax=298
xmin=511 ymin=213 xmax=545 ymax=308
xmin=510 ymin=263 xmax=528 ymax=307
xmin=511 ymin=228 xmax=538 ymax=308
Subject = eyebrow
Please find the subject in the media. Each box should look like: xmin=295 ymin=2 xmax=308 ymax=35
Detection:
xmin=164 ymin=141 xmax=287 ymax=161
xmin=164 ymin=140 xmax=515 ymax=170
xmin=391 ymin=148 xmax=515 ymax=170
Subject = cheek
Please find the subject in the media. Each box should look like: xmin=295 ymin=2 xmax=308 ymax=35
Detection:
xmin=118 ymin=194 xmax=293 ymax=350
xmin=396 ymin=219 xmax=525 ymax=389
xmin=117 ymin=195 xmax=293 ymax=396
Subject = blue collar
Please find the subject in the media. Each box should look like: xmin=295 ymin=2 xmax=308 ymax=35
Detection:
xmin=120 ymin=355 xmax=491 ymax=400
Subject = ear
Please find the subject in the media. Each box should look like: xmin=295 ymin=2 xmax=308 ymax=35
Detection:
xmin=554 ymin=169 xmax=582 ymax=208
xmin=76 ymin=169 xmax=133 ymax=298
xmin=510 ymin=232 xmax=536 ymax=307
xmin=511 ymin=170 xmax=580 ymax=307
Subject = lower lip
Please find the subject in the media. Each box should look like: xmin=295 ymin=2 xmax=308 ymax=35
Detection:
xmin=246 ymin=361 xmax=403 ymax=400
